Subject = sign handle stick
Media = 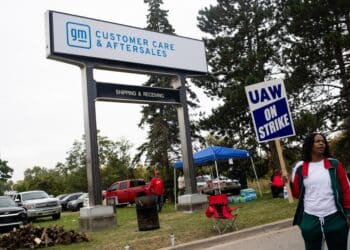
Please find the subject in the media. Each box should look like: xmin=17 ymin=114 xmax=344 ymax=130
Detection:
xmin=274 ymin=139 xmax=294 ymax=203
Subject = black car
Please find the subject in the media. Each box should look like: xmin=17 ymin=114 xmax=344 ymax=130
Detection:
xmin=59 ymin=192 xmax=83 ymax=211
xmin=0 ymin=196 xmax=27 ymax=231
xmin=56 ymin=193 xmax=68 ymax=201
xmin=67 ymin=193 xmax=88 ymax=212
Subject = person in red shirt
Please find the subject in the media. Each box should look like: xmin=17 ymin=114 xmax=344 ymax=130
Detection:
xmin=149 ymin=170 xmax=165 ymax=212
xmin=271 ymin=169 xmax=284 ymax=198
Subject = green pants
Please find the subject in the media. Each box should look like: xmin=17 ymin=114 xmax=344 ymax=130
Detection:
xmin=299 ymin=211 xmax=349 ymax=250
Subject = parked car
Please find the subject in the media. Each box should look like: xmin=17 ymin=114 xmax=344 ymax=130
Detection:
xmin=212 ymin=175 xmax=240 ymax=186
xmin=0 ymin=196 xmax=27 ymax=231
xmin=196 ymin=175 xmax=212 ymax=193
xmin=67 ymin=193 xmax=88 ymax=212
xmin=59 ymin=192 xmax=83 ymax=211
xmin=104 ymin=179 xmax=150 ymax=205
xmin=196 ymin=174 xmax=241 ymax=195
xmin=56 ymin=193 xmax=68 ymax=201
xmin=4 ymin=190 xmax=18 ymax=200
xmin=14 ymin=190 xmax=61 ymax=221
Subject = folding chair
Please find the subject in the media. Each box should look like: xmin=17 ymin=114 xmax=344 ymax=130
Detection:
xmin=205 ymin=194 xmax=239 ymax=234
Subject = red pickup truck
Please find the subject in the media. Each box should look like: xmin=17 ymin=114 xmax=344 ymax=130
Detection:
xmin=103 ymin=179 xmax=150 ymax=205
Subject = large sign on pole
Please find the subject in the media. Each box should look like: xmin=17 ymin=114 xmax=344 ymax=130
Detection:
xmin=45 ymin=11 xmax=208 ymax=75
xmin=46 ymin=10 xmax=204 ymax=213
xmin=245 ymin=79 xmax=295 ymax=143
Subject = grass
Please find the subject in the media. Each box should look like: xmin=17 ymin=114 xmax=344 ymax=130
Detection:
xmin=29 ymin=188 xmax=297 ymax=250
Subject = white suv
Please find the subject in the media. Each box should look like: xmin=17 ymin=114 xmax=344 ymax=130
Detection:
xmin=14 ymin=190 xmax=61 ymax=221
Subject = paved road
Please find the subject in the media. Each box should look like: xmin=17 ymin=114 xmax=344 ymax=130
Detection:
xmin=162 ymin=219 xmax=350 ymax=250
xmin=206 ymin=226 xmax=350 ymax=250
xmin=206 ymin=226 xmax=303 ymax=250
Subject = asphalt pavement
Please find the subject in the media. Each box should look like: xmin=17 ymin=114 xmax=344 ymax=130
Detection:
xmin=204 ymin=226 xmax=303 ymax=250
xmin=161 ymin=218 xmax=350 ymax=250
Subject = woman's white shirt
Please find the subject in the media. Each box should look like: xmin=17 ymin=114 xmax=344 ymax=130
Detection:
xmin=304 ymin=160 xmax=337 ymax=217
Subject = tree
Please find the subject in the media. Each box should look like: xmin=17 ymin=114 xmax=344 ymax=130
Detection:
xmin=14 ymin=166 xmax=63 ymax=195
xmin=196 ymin=0 xmax=287 ymax=168
xmin=196 ymin=0 xmax=350 ymax=170
xmin=58 ymin=138 xmax=88 ymax=192
xmin=283 ymin=0 xmax=350 ymax=133
xmin=14 ymin=134 xmax=135 ymax=194
xmin=137 ymin=0 xmax=178 ymax=176
xmin=100 ymin=138 xmax=134 ymax=189
xmin=137 ymin=0 xmax=200 ymax=180
xmin=329 ymin=131 xmax=350 ymax=169
xmin=0 ymin=159 xmax=14 ymax=195
xmin=57 ymin=133 xmax=135 ymax=191
xmin=0 ymin=159 xmax=13 ymax=181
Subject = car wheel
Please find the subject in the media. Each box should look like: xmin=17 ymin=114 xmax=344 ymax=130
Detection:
xmin=22 ymin=218 xmax=28 ymax=225
xmin=28 ymin=217 xmax=36 ymax=222
xmin=77 ymin=203 xmax=83 ymax=211
xmin=52 ymin=213 xmax=61 ymax=220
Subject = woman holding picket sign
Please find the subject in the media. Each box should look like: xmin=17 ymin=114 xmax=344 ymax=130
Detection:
xmin=291 ymin=132 xmax=350 ymax=250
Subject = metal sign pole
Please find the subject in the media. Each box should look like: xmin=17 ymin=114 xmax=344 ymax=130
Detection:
xmin=172 ymin=75 xmax=196 ymax=194
xmin=81 ymin=63 xmax=102 ymax=206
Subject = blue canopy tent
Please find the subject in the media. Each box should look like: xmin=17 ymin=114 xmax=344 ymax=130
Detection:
xmin=173 ymin=146 xmax=262 ymax=198
xmin=174 ymin=146 xmax=250 ymax=169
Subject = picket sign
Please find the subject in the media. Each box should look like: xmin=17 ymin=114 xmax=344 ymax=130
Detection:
xmin=245 ymin=79 xmax=294 ymax=203
xmin=245 ymin=79 xmax=295 ymax=143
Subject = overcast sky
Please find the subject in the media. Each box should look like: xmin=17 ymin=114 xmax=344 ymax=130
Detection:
xmin=0 ymin=0 xmax=217 ymax=182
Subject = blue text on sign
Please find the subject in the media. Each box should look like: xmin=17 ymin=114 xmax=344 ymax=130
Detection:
xmin=248 ymin=84 xmax=282 ymax=104
xmin=252 ymin=99 xmax=294 ymax=142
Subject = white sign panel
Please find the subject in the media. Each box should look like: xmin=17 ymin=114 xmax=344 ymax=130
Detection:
xmin=46 ymin=11 xmax=208 ymax=74
xmin=245 ymin=79 xmax=295 ymax=143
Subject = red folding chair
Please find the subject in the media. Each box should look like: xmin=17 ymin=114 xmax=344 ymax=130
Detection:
xmin=205 ymin=194 xmax=239 ymax=234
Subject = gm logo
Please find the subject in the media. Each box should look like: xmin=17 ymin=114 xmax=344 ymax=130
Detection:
xmin=66 ymin=22 xmax=91 ymax=49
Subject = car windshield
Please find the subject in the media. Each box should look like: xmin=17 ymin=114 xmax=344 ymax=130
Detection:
xmin=22 ymin=191 xmax=49 ymax=201
xmin=56 ymin=194 xmax=67 ymax=200
xmin=196 ymin=176 xmax=206 ymax=182
xmin=78 ymin=193 xmax=88 ymax=200
xmin=0 ymin=197 xmax=16 ymax=207
xmin=62 ymin=193 xmax=80 ymax=201
xmin=197 ymin=175 xmax=211 ymax=181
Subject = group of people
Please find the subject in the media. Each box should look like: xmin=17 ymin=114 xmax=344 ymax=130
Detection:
xmin=150 ymin=132 xmax=350 ymax=249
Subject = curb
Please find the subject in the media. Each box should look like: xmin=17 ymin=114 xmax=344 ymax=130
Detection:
xmin=160 ymin=218 xmax=293 ymax=250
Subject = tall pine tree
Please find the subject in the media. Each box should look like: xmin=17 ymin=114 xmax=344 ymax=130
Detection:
xmin=196 ymin=0 xmax=285 ymax=168
xmin=283 ymin=0 xmax=350 ymax=134
xmin=136 ymin=0 xmax=199 ymax=185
